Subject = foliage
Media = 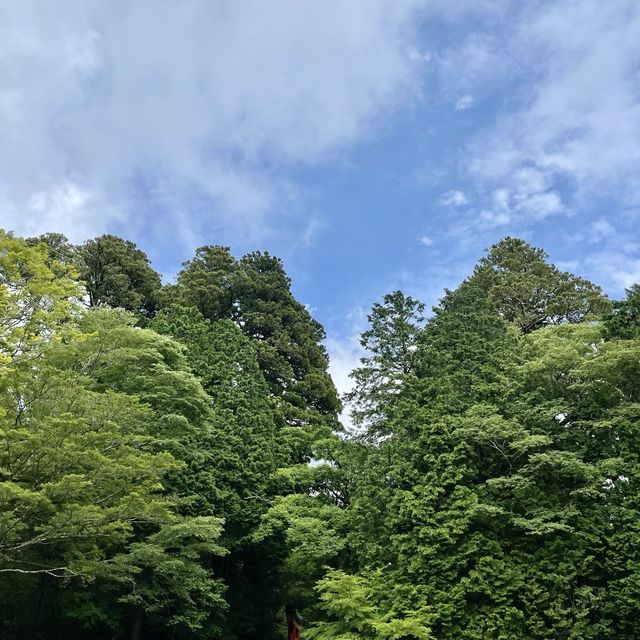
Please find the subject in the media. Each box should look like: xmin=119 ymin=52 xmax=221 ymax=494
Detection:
xmin=307 ymin=569 xmax=432 ymax=640
xmin=163 ymin=245 xmax=341 ymax=464
xmin=5 ymin=228 xmax=640 ymax=640
xmin=152 ymin=305 xmax=287 ymax=638
xmin=604 ymin=283 xmax=640 ymax=339
xmin=0 ymin=237 xmax=226 ymax=639
xmin=25 ymin=232 xmax=79 ymax=267
xmin=308 ymin=239 xmax=638 ymax=639
xmin=77 ymin=235 xmax=162 ymax=318
xmin=469 ymin=236 xmax=609 ymax=333
xmin=0 ymin=229 xmax=80 ymax=357
xmin=345 ymin=290 xmax=424 ymax=439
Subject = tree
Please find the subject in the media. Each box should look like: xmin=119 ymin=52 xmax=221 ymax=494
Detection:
xmin=165 ymin=246 xmax=341 ymax=463
xmin=307 ymin=569 xmax=432 ymax=640
xmin=167 ymin=245 xmax=237 ymax=320
xmin=61 ymin=308 xmax=231 ymax=638
xmin=110 ymin=518 xmax=228 ymax=640
xmin=0 ymin=229 xmax=80 ymax=358
xmin=152 ymin=306 xmax=287 ymax=639
xmin=345 ymin=290 xmax=425 ymax=438
xmin=518 ymin=322 xmax=640 ymax=637
xmin=315 ymin=241 xmax=621 ymax=639
xmin=469 ymin=237 xmax=608 ymax=333
xmin=152 ymin=306 xmax=284 ymax=530
xmin=604 ymin=283 xmax=640 ymax=339
xmin=25 ymin=232 xmax=79 ymax=267
xmin=11 ymin=227 xmax=636 ymax=639
xmin=0 ymin=237 xmax=228 ymax=639
xmin=235 ymin=251 xmax=340 ymax=460
xmin=77 ymin=235 xmax=162 ymax=318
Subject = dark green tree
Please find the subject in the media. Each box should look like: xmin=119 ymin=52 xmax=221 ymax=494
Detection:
xmin=604 ymin=283 xmax=640 ymax=339
xmin=167 ymin=245 xmax=237 ymax=320
xmin=152 ymin=306 xmax=288 ymax=639
xmin=310 ymin=241 xmax=622 ymax=639
xmin=235 ymin=251 xmax=340 ymax=460
xmin=165 ymin=246 xmax=341 ymax=463
xmin=78 ymin=235 xmax=162 ymax=318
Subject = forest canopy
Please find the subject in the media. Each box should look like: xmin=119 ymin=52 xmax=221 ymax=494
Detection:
xmin=2 ymin=229 xmax=639 ymax=639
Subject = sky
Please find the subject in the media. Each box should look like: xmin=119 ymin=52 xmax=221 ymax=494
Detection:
xmin=2 ymin=0 xmax=640 ymax=395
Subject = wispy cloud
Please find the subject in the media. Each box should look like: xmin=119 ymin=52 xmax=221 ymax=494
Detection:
xmin=585 ymin=252 xmax=640 ymax=292
xmin=325 ymin=306 xmax=369 ymax=428
xmin=416 ymin=0 xmax=640 ymax=291
xmin=440 ymin=189 xmax=468 ymax=206
xmin=466 ymin=1 xmax=640 ymax=208
xmin=302 ymin=217 xmax=327 ymax=248
xmin=455 ymin=94 xmax=475 ymax=110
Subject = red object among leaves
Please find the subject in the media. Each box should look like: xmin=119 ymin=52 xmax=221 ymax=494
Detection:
xmin=286 ymin=607 xmax=301 ymax=640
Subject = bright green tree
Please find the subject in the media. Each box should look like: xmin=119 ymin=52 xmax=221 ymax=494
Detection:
xmin=0 ymin=236 xmax=228 ymax=639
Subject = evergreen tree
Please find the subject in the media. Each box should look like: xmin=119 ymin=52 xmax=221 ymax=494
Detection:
xmin=469 ymin=237 xmax=608 ymax=333
xmin=168 ymin=245 xmax=237 ymax=320
xmin=78 ymin=235 xmax=162 ymax=318
xmin=152 ymin=306 xmax=287 ymax=639
xmin=165 ymin=246 xmax=340 ymax=463
xmin=345 ymin=290 xmax=425 ymax=439
xmin=310 ymin=240 xmax=628 ymax=639
xmin=8 ymin=227 xmax=639 ymax=640
xmin=25 ymin=232 xmax=79 ymax=267
xmin=604 ymin=283 xmax=640 ymax=339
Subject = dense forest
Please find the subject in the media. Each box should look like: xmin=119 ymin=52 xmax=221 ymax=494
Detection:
xmin=1 ymin=229 xmax=640 ymax=639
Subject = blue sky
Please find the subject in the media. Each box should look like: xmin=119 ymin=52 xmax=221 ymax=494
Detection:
xmin=2 ymin=0 xmax=640 ymax=392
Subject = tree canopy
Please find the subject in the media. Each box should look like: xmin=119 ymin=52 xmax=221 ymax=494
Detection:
xmin=1 ymin=227 xmax=639 ymax=640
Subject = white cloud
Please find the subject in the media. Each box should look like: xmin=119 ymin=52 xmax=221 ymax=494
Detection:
xmin=326 ymin=334 xmax=364 ymax=402
xmin=437 ymin=35 xmax=502 ymax=89
xmin=516 ymin=191 xmax=564 ymax=218
xmin=586 ymin=252 xmax=640 ymax=292
xmin=325 ymin=308 xmax=369 ymax=430
xmin=0 ymin=0 xmax=426 ymax=243
xmin=301 ymin=217 xmax=327 ymax=248
xmin=478 ymin=179 xmax=565 ymax=228
xmin=589 ymin=219 xmax=617 ymax=243
xmin=440 ymin=189 xmax=468 ymax=206
xmin=25 ymin=183 xmax=123 ymax=242
xmin=611 ymin=264 xmax=640 ymax=290
xmin=419 ymin=235 xmax=434 ymax=246
xmin=491 ymin=188 xmax=510 ymax=211
xmin=455 ymin=94 xmax=475 ymax=110
xmin=556 ymin=260 xmax=580 ymax=272
xmin=479 ymin=208 xmax=510 ymax=226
